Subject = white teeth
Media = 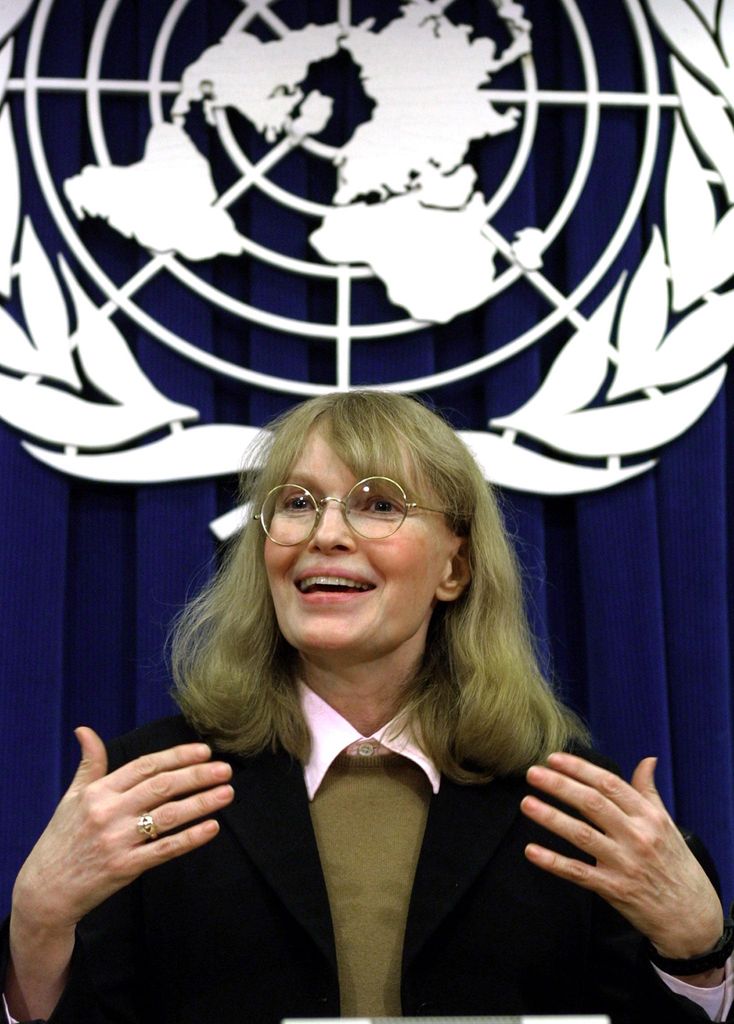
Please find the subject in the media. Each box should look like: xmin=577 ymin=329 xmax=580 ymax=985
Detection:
xmin=298 ymin=576 xmax=372 ymax=592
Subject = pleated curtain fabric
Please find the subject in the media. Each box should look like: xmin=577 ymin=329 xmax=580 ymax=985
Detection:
xmin=1 ymin=0 xmax=732 ymax=913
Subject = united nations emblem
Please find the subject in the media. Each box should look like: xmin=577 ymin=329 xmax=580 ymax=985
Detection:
xmin=1 ymin=0 xmax=733 ymax=535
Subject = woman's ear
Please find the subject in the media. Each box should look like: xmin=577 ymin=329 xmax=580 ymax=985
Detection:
xmin=436 ymin=541 xmax=471 ymax=602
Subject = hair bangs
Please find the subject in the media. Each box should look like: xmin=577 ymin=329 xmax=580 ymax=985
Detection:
xmin=247 ymin=392 xmax=438 ymax=503
xmin=321 ymin=406 xmax=415 ymax=490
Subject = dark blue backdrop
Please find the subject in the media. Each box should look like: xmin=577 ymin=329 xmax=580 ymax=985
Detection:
xmin=1 ymin=0 xmax=732 ymax=914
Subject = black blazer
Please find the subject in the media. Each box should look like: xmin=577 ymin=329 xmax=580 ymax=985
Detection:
xmin=5 ymin=716 xmax=722 ymax=1023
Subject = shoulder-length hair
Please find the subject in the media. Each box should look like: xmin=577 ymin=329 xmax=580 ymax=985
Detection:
xmin=171 ymin=391 xmax=587 ymax=780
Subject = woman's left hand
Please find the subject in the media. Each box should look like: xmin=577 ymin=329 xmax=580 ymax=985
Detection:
xmin=521 ymin=752 xmax=724 ymax=963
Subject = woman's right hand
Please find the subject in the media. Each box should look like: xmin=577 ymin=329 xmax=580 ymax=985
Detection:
xmin=7 ymin=726 xmax=234 ymax=1019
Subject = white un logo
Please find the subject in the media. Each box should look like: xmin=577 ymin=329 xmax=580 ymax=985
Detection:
xmin=1 ymin=0 xmax=733 ymax=531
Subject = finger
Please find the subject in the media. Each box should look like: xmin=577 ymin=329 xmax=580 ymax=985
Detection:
xmin=520 ymin=794 xmax=611 ymax=861
xmin=89 ymin=818 xmax=226 ymax=897
xmin=630 ymin=756 xmax=666 ymax=809
xmin=526 ymin=763 xmax=633 ymax=835
xmin=126 ymin=760 xmax=233 ymax=814
xmin=70 ymin=727 xmax=108 ymax=790
xmin=133 ymin=783 xmax=234 ymax=843
xmin=105 ymin=742 xmax=215 ymax=794
xmin=524 ymin=841 xmax=608 ymax=893
xmin=541 ymin=752 xmax=650 ymax=817
xmin=139 ymin=818 xmax=223 ymax=867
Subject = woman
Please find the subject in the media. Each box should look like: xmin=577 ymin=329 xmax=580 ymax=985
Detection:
xmin=4 ymin=391 xmax=730 ymax=1022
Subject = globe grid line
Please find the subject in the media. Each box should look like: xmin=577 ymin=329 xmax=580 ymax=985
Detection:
xmin=146 ymin=0 xmax=195 ymax=127
xmin=6 ymin=78 xmax=183 ymax=94
xmin=84 ymin=0 xmax=130 ymax=163
xmin=245 ymin=2 xmax=298 ymax=41
xmin=336 ymin=265 xmax=352 ymax=390
xmin=337 ymin=0 xmax=352 ymax=29
xmin=6 ymin=79 xmax=685 ymax=112
xmin=213 ymin=110 xmax=340 ymax=219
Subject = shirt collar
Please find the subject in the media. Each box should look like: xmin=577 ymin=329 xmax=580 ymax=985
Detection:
xmin=299 ymin=682 xmax=441 ymax=799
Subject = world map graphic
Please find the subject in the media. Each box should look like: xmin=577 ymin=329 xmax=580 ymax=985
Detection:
xmin=63 ymin=1 xmax=531 ymax=324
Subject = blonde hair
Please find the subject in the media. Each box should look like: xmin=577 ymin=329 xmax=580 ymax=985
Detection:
xmin=171 ymin=391 xmax=587 ymax=780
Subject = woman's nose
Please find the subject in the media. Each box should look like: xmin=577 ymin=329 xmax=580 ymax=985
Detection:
xmin=309 ymin=499 xmax=355 ymax=549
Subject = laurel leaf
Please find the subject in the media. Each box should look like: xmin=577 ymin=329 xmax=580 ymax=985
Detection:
xmin=0 ymin=373 xmax=198 ymax=448
xmin=17 ymin=218 xmax=81 ymax=388
xmin=58 ymin=258 xmax=196 ymax=415
xmin=209 ymin=506 xmax=250 ymax=541
xmin=665 ymin=115 xmax=734 ymax=309
xmin=492 ymin=366 xmax=725 ymax=458
xmin=666 ymin=115 xmax=714 ymax=301
xmin=646 ymin=0 xmax=734 ymax=103
xmin=492 ymin=281 xmax=621 ymax=423
xmin=693 ymin=0 xmax=718 ymax=30
xmin=22 ymin=423 xmax=258 ymax=483
xmin=0 ymin=306 xmax=48 ymax=375
xmin=0 ymin=99 xmax=19 ymax=297
xmin=636 ymin=292 xmax=734 ymax=387
xmin=672 ymin=57 xmax=734 ymax=203
xmin=0 ymin=0 xmax=35 ymax=46
xmin=458 ymin=430 xmax=655 ymax=495
xmin=608 ymin=229 xmax=668 ymax=400
xmin=717 ymin=0 xmax=734 ymax=67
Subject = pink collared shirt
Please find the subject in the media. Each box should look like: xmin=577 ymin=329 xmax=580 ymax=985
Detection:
xmin=299 ymin=681 xmax=439 ymax=799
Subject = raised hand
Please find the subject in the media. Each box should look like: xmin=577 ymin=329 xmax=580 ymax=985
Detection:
xmin=7 ymin=726 xmax=234 ymax=1019
xmin=521 ymin=752 xmax=724 ymax=976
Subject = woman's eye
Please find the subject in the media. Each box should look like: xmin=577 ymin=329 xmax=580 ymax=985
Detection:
xmin=348 ymin=482 xmax=407 ymax=517
xmin=366 ymin=496 xmax=403 ymax=516
xmin=282 ymin=494 xmax=311 ymax=513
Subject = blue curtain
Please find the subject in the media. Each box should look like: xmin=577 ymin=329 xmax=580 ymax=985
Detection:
xmin=1 ymin=0 xmax=733 ymax=914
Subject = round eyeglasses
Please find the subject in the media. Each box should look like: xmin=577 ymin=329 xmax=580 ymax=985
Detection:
xmin=254 ymin=476 xmax=445 ymax=545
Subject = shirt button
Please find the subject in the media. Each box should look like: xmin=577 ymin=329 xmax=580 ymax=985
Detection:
xmin=357 ymin=742 xmax=375 ymax=756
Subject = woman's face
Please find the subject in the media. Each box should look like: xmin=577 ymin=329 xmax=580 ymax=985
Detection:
xmin=263 ymin=431 xmax=469 ymax=682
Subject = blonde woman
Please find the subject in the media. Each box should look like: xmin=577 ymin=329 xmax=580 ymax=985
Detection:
xmin=5 ymin=392 xmax=729 ymax=1023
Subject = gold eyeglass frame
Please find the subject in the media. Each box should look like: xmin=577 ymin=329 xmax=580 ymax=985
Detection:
xmin=253 ymin=475 xmax=446 ymax=546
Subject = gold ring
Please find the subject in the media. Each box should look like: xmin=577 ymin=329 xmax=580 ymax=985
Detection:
xmin=136 ymin=812 xmax=159 ymax=841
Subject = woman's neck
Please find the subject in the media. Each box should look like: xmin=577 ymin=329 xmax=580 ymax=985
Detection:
xmin=299 ymin=660 xmax=411 ymax=735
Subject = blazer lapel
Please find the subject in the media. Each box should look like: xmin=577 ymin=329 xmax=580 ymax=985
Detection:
xmin=220 ymin=749 xmax=337 ymax=970
xmin=403 ymin=772 xmax=525 ymax=966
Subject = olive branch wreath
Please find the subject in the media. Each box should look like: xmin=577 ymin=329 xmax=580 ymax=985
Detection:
xmin=0 ymin=0 xmax=733 ymax=537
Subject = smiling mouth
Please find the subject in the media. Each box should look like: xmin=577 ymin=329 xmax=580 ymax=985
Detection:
xmin=297 ymin=576 xmax=375 ymax=594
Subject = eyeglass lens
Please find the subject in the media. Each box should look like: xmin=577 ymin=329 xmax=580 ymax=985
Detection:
xmin=261 ymin=477 xmax=409 ymax=543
